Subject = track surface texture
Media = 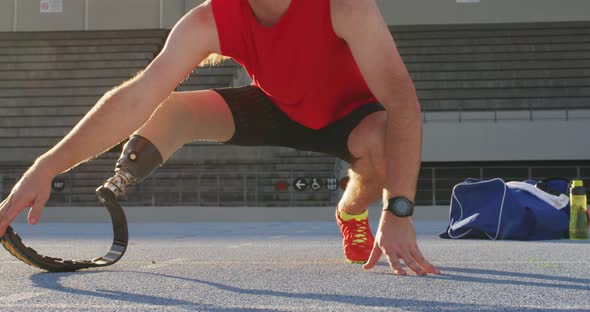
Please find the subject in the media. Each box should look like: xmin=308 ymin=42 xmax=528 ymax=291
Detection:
xmin=1 ymin=221 xmax=589 ymax=312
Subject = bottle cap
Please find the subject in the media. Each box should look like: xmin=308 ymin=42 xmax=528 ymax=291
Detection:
xmin=572 ymin=180 xmax=584 ymax=187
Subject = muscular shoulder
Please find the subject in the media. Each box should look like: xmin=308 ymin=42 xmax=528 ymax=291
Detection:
xmin=330 ymin=0 xmax=382 ymax=40
xmin=178 ymin=0 xmax=220 ymax=54
xmin=186 ymin=0 xmax=216 ymax=30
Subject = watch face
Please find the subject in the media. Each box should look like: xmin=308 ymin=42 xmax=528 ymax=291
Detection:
xmin=394 ymin=199 xmax=411 ymax=215
xmin=390 ymin=197 xmax=413 ymax=217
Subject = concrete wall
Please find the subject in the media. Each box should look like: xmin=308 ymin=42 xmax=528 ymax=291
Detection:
xmin=14 ymin=0 xmax=85 ymax=31
xmin=87 ymin=0 xmax=160 ymax=30
xmin=0 ymin=0 xmax=589 ymax=32
xmin=422 ymin=110 xmax=590 ymax=162
xmin=379 ymin=0 xmax=590 ymax=25
xmin=0 ymin=0 xmax=15 ymax=31
xmin=164 ymin=1 xmax=187 ymax=29
xmin=0 ymin=0 xmax=188 ymax=32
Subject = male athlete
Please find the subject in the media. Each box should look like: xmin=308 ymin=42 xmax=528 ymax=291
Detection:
xmin=0 ymin=0 xmax=440 ymax=276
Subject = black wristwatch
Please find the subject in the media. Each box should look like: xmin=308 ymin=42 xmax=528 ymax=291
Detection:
xmin=385 ymin=196 xmax=414 ymax=218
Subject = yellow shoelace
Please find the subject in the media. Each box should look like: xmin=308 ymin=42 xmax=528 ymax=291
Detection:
xmin=350 ymin=220 xmax=368 ymax=245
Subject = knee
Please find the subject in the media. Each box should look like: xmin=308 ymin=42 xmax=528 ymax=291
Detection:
xmin=348 ymin=112 xmax=387 ymax=181
xmin=350 ymin=112 xmax=386 ymax=159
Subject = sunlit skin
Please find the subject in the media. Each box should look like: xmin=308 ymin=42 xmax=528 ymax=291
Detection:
xmin=0 ymin=0 xmax=440 ymax=276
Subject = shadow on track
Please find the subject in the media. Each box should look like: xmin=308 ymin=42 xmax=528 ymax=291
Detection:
xmin=432 ymin=266 xmax=590 ymax=292
xmin=30 ymin=269 xmax=589 ymax=311
xmin=29 ymin=271 xmax=278 ymax=312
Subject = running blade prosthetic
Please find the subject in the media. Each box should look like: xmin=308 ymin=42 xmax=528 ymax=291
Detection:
xmin=1 ymin=186 xmax=128 ymax=272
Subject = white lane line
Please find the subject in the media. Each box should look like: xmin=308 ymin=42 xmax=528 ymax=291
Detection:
xmin=226 ymin=242 xmax=255 ymax=249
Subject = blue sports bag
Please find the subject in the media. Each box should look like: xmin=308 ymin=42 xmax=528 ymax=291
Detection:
xmin=439 ymin=178 xmax=571 ymax=240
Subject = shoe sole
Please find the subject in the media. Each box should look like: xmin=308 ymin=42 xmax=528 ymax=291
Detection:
xmin=345 ymin=259 xmax=368 ymax=264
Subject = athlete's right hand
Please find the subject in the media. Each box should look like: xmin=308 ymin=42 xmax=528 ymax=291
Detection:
xmin=0 ymin=161 xmax=54 ymax=236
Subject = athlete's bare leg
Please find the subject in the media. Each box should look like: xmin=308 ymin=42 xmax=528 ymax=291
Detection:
xmin=133 ymin=90 xmax=235 ymax=160
xmin=338 ymin=111 xmax=387 ymax=215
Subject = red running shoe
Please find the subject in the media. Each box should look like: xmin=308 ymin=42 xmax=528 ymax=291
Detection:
xmin=336 ymin=209 xmax=375 ymax=264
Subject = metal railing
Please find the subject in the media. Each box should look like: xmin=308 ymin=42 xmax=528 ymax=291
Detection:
xmin=417 ymin=164 xmax=589 ymax=206
xmin=0 ymin=168 xmax=341 ymax=207
xmin=422 ymin=107 xmax=590 ymax=123
xmin=2 ymin=164 xmax=587 ymax=207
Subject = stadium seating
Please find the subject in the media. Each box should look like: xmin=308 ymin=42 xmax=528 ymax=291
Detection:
xmin=1 ymin=22 xmax=588 ymax=207
xmin=392 ymin=22 xmax=590 ymax=112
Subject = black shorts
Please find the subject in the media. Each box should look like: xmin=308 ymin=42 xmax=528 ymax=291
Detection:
xmin=212 ymin=86 xmax=385 ymax=163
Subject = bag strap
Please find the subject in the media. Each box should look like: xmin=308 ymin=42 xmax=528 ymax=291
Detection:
xmin=535 ymin=177 xmax=571 ymax=196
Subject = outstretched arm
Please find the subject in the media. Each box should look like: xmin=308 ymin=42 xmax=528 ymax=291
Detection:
xmin=331 ymin=0 xmax=440 ymax=276
xmin=42 ymin=5 xmax=219 ymax=176
xmin=0 ymin=2 xmax=220 ymax=235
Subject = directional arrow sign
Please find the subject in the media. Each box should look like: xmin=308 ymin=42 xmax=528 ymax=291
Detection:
xmin=293 ymin=178 xmax=308 ymax=191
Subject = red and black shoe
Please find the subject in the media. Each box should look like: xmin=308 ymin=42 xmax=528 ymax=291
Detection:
xmin=336 ymin=209 xmax=375 ymax=264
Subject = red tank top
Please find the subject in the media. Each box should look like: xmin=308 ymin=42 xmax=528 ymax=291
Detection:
xmin=211 ymin=0 xmax=377 ymax=130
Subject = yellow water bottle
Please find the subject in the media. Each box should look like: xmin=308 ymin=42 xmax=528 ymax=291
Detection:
xmin=569 ymin=180 xmax=588 ymax=240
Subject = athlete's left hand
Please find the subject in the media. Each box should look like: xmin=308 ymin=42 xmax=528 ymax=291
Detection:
xmin=363 ymin=211 xmax=441 ymax=276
